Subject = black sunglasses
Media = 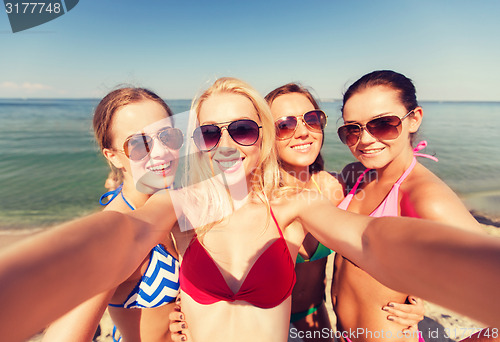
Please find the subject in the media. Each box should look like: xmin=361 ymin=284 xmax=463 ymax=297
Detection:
xmin=274 ymin=110 xmax=327 ymax=140
xmin=337 ymin=110 xmax=414 ymax=146
xmin=119 ymin=127 xmax=184 ymax=161
xmin=192 ymin=119 xmax=262 ymax=152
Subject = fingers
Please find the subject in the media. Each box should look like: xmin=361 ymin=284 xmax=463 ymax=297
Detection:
xmin=383 ymin=297 xmax=424 ymax=316
xmin=402 ymin=325 xmax=419 ymax=335
xmin=169 ymin=304 xmax=184 ymax=321
xmin=382 ymin=302 xmax=422 ymax=318
xmin=170 ymin=321 xmax=188 ymax=342
xmin=171 ymin=332 xmax=187 ymax=342
xmin=170 ymin=320 xmax=187 ymax=330
xmin=170 ymin=297 xmax=188 ymax=341
xmin=407 ymin=296 xmax=425 ymax=318
xmin=408 ymin=296 xmax=424 ymax=308
xmin=382 ymin=296 xmax=425 ymax=331
xmin=384 ymin=313 xmax=422 ymax=327
xmin=169 ymin=297 xmax=184 ymax=320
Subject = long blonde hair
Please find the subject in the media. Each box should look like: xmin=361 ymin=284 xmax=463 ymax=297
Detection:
xmin=182 ymin=77 xmax=281 ymax=235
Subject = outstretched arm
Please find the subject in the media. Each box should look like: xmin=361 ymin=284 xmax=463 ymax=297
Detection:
xmin=359 ymin=216 xmax=500 ymax=328
xmin=42 ymin=289 xmax=114 ymax=342
xmin=291 ymin=193 xmax=500 ymax=327
xmin=0 ymin=191 xmax=176 ymax=342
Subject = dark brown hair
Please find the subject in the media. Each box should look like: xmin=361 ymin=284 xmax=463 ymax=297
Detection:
xmin=342 ymin=70 xmax=419 ymax=145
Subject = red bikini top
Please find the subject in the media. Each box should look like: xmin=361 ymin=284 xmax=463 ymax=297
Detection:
xmin=179 ymin=208 xmax=296 ymax=309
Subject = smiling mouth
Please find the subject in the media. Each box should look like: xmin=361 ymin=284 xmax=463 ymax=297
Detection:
xmin=215 ymin=158 xmax=243 ymax=172
xmin=360 ymin=147 xmax=385 ymax=154
xmin=147 ymin=161 xmax=173 ymax=174
xmin=291 ymin=142 xmax=312 ymax=151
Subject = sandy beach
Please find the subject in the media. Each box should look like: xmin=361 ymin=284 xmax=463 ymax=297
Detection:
xmin=6 ymin=213 xmax=499 ymax=342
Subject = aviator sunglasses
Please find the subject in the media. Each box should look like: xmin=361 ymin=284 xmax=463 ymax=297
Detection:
xmin=337 ymin=110 xmax=414 ymax=147
xmin=192 ymin=119 xmax=262 ymax=152
xmin=119 ymin=127 xmax=184 ymax=161
xmin=274 ymin=110 xmax=327 ymax=140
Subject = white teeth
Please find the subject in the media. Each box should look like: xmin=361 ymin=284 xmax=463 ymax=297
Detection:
xmin=291 ymin=143 xmax=312 ymax=150
xmin=149 ymin=161 xmax=171 ymax=172
xmin=219 ymin=160 xmax=238 ymax=168
xmin=361 ymin=148 xmax=384 ymax=154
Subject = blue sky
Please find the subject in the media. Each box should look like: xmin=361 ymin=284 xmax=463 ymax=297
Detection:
xmin=1 ymin=0 xmax=499 ymax=101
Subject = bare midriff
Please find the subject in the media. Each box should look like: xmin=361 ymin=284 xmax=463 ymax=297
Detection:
xmin=332 ymin=255 xmax=419 ymax=342
xmin=181 ymin=291 xmax=291 ymax=342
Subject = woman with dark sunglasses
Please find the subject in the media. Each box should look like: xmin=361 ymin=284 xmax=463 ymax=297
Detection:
xmin=168 ymin=82 xmax=338 ymax=342
xmin=169 ymin=78 xmax=427 ymax=342
xmin=264 ymin=83 xmax=426 ymax=342
xmin=264 ymin=83 xmax=341 ymax=341
xmin=332 ymin=70 xmax=484 ymax=342
xmin=0 ymin=78 xmax=497 ymax=342
xmin=42 ymin=87 xmax=183 ymax=342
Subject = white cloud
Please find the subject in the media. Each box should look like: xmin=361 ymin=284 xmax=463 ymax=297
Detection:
xmin=0 ymin=81 xmax=20 ymax=89
xmin=21 ymin=82 xmax=52 ymax=91
xmin=0 ymin=81 xmax=52 ymax=92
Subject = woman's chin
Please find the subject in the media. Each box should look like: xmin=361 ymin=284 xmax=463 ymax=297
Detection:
xmin=135 ymin=173 xmax=175 ymax=194
xmin=214 ymin=171 xmax=248 ymax=189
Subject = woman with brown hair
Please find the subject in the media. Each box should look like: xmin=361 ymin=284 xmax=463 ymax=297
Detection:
xmin=0 ymin=78 xmax=498 ymax=342
xmin=42 ymin=87 xmax=183 ymax=342
xmin=264 ymin=82 xmax=424 ymax=342
xmin=265 ymin=83 xmax=340 ymax=341
xmin=332 ymin=70 xmax=484 ymax=342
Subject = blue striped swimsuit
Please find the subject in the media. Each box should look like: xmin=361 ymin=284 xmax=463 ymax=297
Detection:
xmin=99 ymin=185 xmax=180 ymax=309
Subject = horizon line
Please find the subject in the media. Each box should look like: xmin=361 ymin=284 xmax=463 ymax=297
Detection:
xmin=1 ymin=97 xmax=500 ymax=104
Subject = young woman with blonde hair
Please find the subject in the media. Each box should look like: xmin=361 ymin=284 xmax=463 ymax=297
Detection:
xmin=0 ymin=78 xmax=498 ymax=342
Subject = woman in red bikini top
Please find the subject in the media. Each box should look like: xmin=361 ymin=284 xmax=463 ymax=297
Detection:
xmin=0 ymin=77 xmax=498 ymax=342
xmin=173 ymin=77 xmax=302 ymax=342
xmin=331 ymin=70 xmax=484 ymax=342
xmin=173 ymin=81 xmax=429 ymax=342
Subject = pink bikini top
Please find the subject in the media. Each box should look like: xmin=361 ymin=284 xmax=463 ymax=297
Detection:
xmin=337 ymin=141 xmax=438 ymax=217
xmin=179 ymin=208 xmax=296 ymax=309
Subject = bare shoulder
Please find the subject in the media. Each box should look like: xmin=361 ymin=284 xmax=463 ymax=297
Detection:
xmin=313 ymin=171 xmax=344 ymax=205
xmin=314 ymin=170 xmax=341 ymax=186
xmin=171 ymin=222 xmax=194 ymax=255
xmin=402 ymin=163 xmax=482 ymax=232
xmin=270 ymin=190 xmax=330 ymax=245
xmin=148 ymin=189 xmax=173 ymax=205
xmin=133 ymin=190 xmax=174 ymax=223
xmin=403 ymin=163 xmax=457 ymax=208
xmin=269 ymin=191 xmax=302 ymax=223
xmin=270 ymin=189 xmax=318 ymax=224
xmin=102 ymin=196 xmax=131 ymax=213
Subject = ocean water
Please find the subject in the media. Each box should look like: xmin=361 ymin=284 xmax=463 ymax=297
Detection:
xmin=0 ymin=99 xmax=499 ymax=230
